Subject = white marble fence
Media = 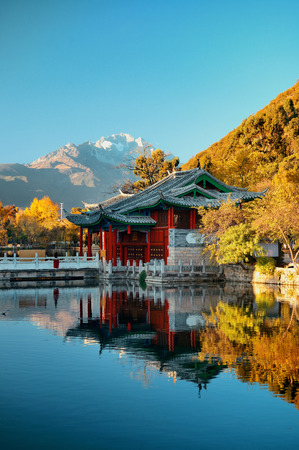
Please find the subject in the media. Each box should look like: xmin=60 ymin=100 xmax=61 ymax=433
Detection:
xmin=100 ymin=258 xmax=221 ymax=277
xmin=0 ymin=252 xmax=101 ymax=271
xmin=0 ymin=253 xmax=221 ymax=278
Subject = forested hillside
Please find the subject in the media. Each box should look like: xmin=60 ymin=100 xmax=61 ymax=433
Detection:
xmin=183 ymin=81 xmax=299 ymax=190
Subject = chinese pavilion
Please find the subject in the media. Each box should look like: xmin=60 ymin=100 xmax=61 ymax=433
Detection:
xmin=67 ymin=167 xmax=265 ymax=265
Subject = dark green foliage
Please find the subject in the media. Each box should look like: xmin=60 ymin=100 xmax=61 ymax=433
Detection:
xmin=138 ymin=269 xmax=147 ymax=290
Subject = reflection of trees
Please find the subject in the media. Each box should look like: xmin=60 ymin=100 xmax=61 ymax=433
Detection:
xmin=198 ymin=301 xmax=299 ymax=409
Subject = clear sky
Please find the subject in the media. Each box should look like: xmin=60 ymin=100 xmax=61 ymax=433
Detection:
xmin=1 ymin=0 xmax=299 ymax=164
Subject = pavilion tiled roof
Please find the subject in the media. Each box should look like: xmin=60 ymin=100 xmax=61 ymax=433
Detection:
xmin=67 ymin=168 xmax=266 ymax=227
xmin=68 ymin=210 xmax=156 ymax=226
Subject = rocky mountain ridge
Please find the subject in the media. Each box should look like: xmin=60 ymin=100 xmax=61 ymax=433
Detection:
xmin=0 ymin=133 xmax=149 ymax=210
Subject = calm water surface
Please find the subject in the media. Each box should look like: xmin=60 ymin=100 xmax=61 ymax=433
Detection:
xmin=0 ymin=282 xmax=299 ymax=449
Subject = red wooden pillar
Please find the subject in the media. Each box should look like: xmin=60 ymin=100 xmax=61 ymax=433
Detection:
xmin=191 ymin=329 xmax=197 ymax=349
xmin=168 ymin=207 xmax=174 ymax=228
xmin=112 ymin=229 xmax=117 ymax=266
xmin=164 ymin=231 xmax=169 ymax=265
xmin=146 ymin=231 xmax=151 ymax=263
xmin=87 ymin=228 xmax=92 ymax=257
xmin=79 ymin=227 xmax=83 ymax=256
xmin=108 ymin=225 xmax=113 ymax=262
xmin=120 ymin=241 xmax=124 ymax=265
xmin=190 ymin=209 xmax=196 ymax=229
xmin=99 ymin=228 xmax=102 ymax=250
xmin=102 ymin=231 xmax=106 ymax=261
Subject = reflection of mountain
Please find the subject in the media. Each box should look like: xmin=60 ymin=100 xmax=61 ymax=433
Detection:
xmin=0 ymin=287 xmax=82 ymax=336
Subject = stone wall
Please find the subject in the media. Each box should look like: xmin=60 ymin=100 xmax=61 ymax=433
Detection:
xmin=223 ymin=263 xmax=299 ymax=286
xmin=167 ymin=229 xmax=209 ymax=265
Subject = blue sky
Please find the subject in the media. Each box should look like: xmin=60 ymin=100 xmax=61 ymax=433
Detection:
xmin=0 ymin=0 xmax=299 ymax=164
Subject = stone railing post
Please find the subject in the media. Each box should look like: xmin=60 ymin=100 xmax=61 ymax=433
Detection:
xmin=35 ymin=253 xmax=39 ymax=269
xmin=153 ymin=259 xmax=157 ymax=276
xmin=190 ymin=259 xmax=194 ymax=275
xmin=76 ymin=252 xmax=80 ymax=269
xmin=13 ymin=253 xmax=17 ymax=269
xmin=108 ymin=260 xmax=112 ymax=275
xmin=144 ymin=262 xmax=149 ymax=275
xmin=179 ymin=259 xmax=182 ymax=275
xmin=202 ymin=259 xmax=205 ymax=274
xmin=139 ymin=260 xmax=143 ymax=274
xmin=126 ymin=260 xmax=130 ymax=276
xmin=160 ymin=260 xmax=165 ymax=276
xmin=132 ymin=260 xmax=136 ymax=276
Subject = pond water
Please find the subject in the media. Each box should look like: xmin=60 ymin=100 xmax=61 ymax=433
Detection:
xmin=0 ymin=282 xmax=299 ymax=449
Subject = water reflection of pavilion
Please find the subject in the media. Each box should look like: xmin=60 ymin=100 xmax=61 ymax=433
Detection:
xmin=65 ymin=284 xmax=235 ymax=388
xmin=1 ymin=283 xmax=297 ymax=394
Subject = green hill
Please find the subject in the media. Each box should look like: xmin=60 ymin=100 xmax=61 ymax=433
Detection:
xmin=182 ymin=81 xmax=299 ymax=189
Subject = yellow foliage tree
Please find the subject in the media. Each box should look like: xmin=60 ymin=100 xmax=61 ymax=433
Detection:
xmin=16 ymin=197 xmax=62 ymax=246
xmin=23 ymin=196 xmax=60 ymax=229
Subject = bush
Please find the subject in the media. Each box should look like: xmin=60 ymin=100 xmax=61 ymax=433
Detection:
xmin=138 ymin=270 xmax=147 ymax=290
xmin=255 ymin=257 xmax=276 ymax=275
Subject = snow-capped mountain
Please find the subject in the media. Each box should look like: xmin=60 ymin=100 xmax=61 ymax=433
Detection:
xmin=0 ymin=134 xmax=151 ymax=210
xmin=28 ymin=133 xmax=148 ymax=172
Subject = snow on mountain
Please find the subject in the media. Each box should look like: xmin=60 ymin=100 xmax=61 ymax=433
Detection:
xmin=28 ymin=133 xmax=148 ymax=168
xmin=14 ymin=133 xmax=152 ymax=209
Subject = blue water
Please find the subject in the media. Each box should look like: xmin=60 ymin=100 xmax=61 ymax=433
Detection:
xmin=0 ymin=284 xmax=298 ymax=450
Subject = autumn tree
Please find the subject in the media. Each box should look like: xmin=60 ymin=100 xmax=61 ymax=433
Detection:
xmin=216 ymin=223 xmax=264 ymax=264
xmin=16 ymin=197 xmax=62 ymax=246
xmin=23 ymin=196 xmax=60 ymax=229
xmin=182 ymin=83 xmax=299 ymax=190
xmin=197 ymin=199 xmax=263 ymax=263
xmin=251 ymin=162 xmax=299 ymax=270
xmin=0 ymin=202 xmax=9 ymax=245
xmin=119 ymin=145 xmax=179 ymax=192
xmin=0 ymin=202 xmax=18 ymax=245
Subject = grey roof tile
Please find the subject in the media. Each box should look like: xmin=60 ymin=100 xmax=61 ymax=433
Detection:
xmin=67 ymin=168 xmax=266 ymax=226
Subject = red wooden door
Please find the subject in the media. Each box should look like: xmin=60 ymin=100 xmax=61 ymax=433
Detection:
xmin=124 ymin=245 xmax=145 ymax=265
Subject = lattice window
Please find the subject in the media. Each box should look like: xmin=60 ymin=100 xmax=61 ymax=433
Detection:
xmin=150 ymin=246 xmax=164 ymax=259
xmin=127 ymin=246 xmax=144 ymax=260
xmin=156 ymin=211 xmax=168 ymax=227
xmin=174 ymin=210 xmax=190 ymax=229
